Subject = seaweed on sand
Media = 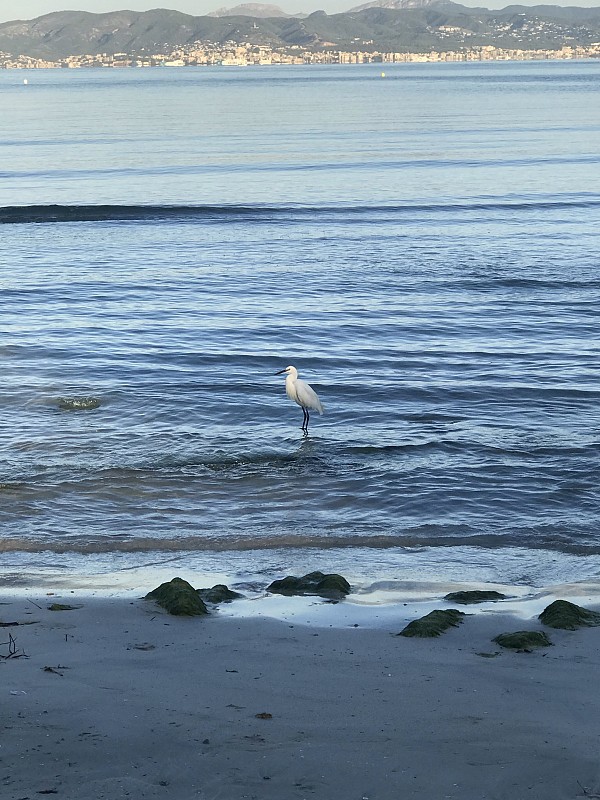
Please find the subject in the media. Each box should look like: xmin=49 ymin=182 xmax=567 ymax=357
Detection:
xmin=145 ymin=577 xmax=209 ymax=616
xmin=444 ymin=590 xmax=507 ymax=605
xmin=197 ymin=584 xmax=244 ymax=604
xmin=493 ymin=631 xmax=552 ymax=651
xmin=267 ymin=571 xmax=351 ymax=600
xmin=397 ymin=609 xmax=465 ymax=638
xmin=539 ymin=600 xmax=600 ymax=630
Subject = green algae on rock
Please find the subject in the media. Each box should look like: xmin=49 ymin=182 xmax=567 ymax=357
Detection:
xmin=197 ymin=584 xmax=244 ymax=604
xmin=145 ymin=577 xmax=209 ymax=616
xmin=267 ymin=571 xmax=351 ymax=600
xmin=57 ymin=396 xmax=101 ymax=411
xmin=397 ymin=609 xmax=465 ymax=638
xmin=444 ymin=590 xmax=507 ymax=605
xmin=493 ymin=631 xmax=552 ymax=650
xmin=539 ymin=599 xmax=600 ymax=630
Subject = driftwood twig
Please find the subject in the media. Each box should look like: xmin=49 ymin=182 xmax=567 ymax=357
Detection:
xmin=0 ymin=632 xmax=29 ymax=659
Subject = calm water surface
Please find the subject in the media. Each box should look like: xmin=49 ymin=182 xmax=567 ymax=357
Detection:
xmin=1 ymin=62 xmax=599 ymax=598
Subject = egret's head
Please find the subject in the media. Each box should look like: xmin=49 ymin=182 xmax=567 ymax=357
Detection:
xmin=276 ymin=365 xmax=296 ymax=376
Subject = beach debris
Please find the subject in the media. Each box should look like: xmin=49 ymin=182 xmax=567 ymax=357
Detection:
xmin=267 ymin=571 xmax=351 ymax=600
xmin=538 ymin=599 xmax=600 ymax=630
xmin=47 ymin=603 xmax=80 ymax=611
xmin=145 ymin=577 xmax=209 ymax=616
xmin=130 ymin=642 xmax=156 ymax=651
xmin=444 ymin=590 xmax=507 ymax=605
xmin=197 ymin=584 xmax=244 ymax=604
xmin=576 ymin=779 xmax=600 ymax=798
xmin=1 ymin=632 xmax=28 ymax=659
xmin=43 ymin=666 xmax=66 ymax=676
xmin=493 ymin=631 xmax=552 ymax=651
xmin=397 ymin=609 xmax=465 ymax=638
xmin=57 ymin=396 xmax=101 ymax=411
xmin=255 ymin=712 xmax=273 ymax=719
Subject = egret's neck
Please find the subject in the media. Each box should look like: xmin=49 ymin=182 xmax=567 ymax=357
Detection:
xmin=284 ymin=373 xmax=297 ymax=401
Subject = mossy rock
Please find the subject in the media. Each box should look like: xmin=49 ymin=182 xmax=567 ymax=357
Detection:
xmin=197 ymin=584 xmax=244 ymax=604
xmin=267 ymin=571 xmax=351 ymax=600
xmin=145 ymin=577 xmax=209 ymax=616
xmin=493 ymin=631 xmax=552 ymax=650
xmin=444 ymin=590 xmax=507 ymax=605
xmin=57 ymin=396 xmax=101 ymax=411
xmin=539 ymin=599 xmax=600 ymax=630
xmin=397 ymin=609 xmax=465 ymax=638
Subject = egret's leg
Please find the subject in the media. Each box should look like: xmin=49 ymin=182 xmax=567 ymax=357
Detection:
xmin=301 ymin=408 xmax=308 ymax=433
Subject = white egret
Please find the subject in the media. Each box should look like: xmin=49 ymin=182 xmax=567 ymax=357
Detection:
xmin=276 ymin=365 xmax=324 ymax=434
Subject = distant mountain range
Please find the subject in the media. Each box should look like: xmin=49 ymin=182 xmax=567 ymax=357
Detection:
xmin=1 ymin=2 xmax=600 ymax=59
xmin=350 ymin=0 xmax=440 ymax=10
xmin=207 ymin=0 xmax=432 ymax=14
xmin=208 ymin=4 xmax=303 ymax=18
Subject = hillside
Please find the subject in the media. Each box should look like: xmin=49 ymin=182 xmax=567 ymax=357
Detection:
xmin=208 ymin=3 xmax=303 ymax=17
xmin=1 ymin=3 xmax=600 ymax=59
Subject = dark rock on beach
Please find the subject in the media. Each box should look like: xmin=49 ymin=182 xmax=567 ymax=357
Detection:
xmin=538 ymin=599 xmax=600 ymax=630
xmin=493 ymin=631 xmax=552 ymax=650
xmin=444 ymin=590 xmax=507 ymax=605
xmin=397 ymin=609 xmax=465 ymax=638
xmin=197 ymin=584 xmax=244 ymax=604
xmin=145 ymin=577 xmax=209 ymax=616
xmin=267 ymin=571 xmax=351 ymax=600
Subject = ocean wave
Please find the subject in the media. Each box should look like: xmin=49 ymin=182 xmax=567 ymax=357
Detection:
xmin=1 ymin=531 xmax=599 ymax=556
xmin=1 ymin=198 xmax=599 ymax=224
xmin=0 ymin=204 xmax=280 ymax=224
xmin=1 ymin=152 xmax=599 ymax=182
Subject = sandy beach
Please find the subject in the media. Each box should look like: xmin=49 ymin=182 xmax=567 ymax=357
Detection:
xmin=1 ymin=589 xmax=599 ymax=800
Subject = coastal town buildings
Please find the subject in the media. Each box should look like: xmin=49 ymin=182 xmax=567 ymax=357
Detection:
xmin=1 ymin=42 xmax=599 ymax=69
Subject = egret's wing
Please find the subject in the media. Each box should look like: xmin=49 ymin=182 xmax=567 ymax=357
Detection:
xmin=295 ymin=379 xmax=324 ymax=414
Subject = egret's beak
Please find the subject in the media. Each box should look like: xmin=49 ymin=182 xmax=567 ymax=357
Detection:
xmin=275 ymin=368 xmax=287 ymax=375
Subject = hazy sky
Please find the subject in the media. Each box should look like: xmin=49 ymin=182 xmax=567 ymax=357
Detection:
xmin=1 ymin=0 xmax=599 ymax=24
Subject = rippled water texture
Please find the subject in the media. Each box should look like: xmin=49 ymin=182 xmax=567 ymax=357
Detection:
xmin=0 ymin=62 xmax=599 ymax=588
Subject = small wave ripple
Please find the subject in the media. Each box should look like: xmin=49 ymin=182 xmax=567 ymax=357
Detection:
xmin=1 ymin=198 xmax=600 ymax=224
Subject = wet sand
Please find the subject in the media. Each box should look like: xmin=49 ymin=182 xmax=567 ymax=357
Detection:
xmin=1 ymin=592 xmax=599 ymax=800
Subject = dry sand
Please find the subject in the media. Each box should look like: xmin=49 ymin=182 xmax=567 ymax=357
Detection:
xmin=1 ymin=592 xmax=599 ymax=800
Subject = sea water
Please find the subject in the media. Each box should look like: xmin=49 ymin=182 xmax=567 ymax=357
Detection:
xmin=1 ymin=61 xmax=599 ymax=605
